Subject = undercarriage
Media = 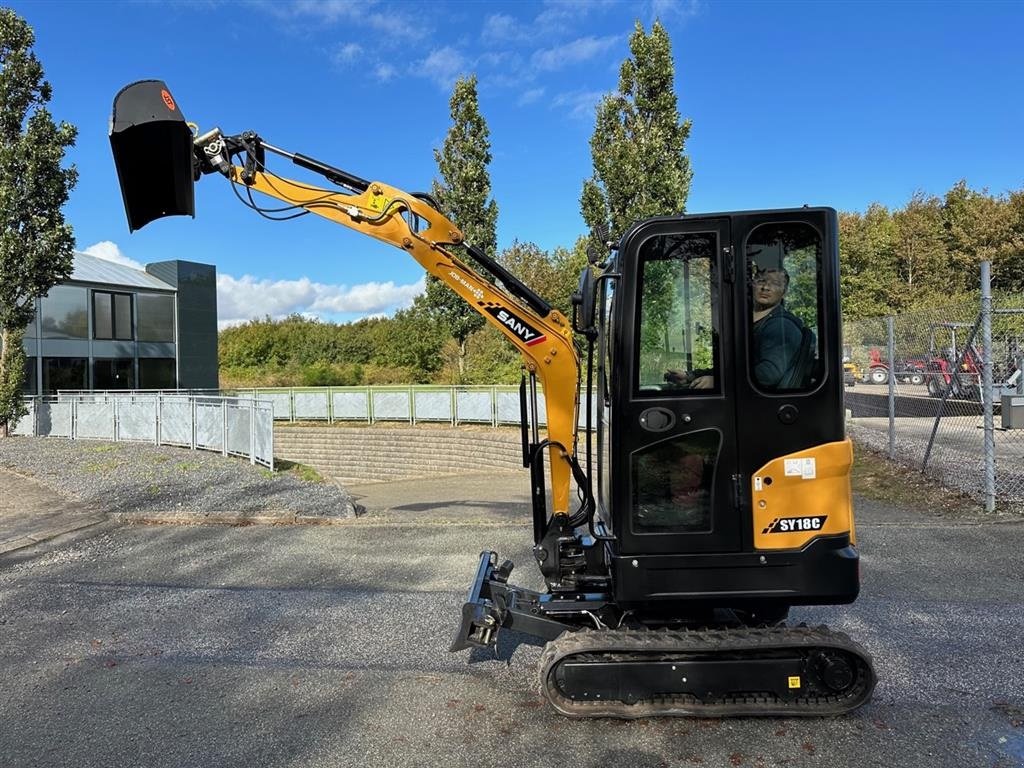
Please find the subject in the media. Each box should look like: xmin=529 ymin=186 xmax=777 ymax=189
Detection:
xmin=452 ymin=552 xmax=877 ymax=718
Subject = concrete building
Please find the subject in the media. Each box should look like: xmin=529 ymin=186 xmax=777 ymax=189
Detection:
xmin=20 ymin=253 xmax=218 ymax=394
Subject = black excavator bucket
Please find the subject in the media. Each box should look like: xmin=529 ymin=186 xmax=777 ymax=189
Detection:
xmin=109 ymin=80 xmax=195 ymax=232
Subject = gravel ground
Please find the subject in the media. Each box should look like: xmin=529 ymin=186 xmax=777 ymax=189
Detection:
xmin=1 ymin=481 xmax=1022 ymax=768
xmin=0 ymin=437 xmax=357 ymax=518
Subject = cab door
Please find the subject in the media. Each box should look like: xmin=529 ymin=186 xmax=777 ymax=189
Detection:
xmin=603 ymin=209 xmax=843 ymax=558
xmin=610 ymin=217 xmax=740 ymax=555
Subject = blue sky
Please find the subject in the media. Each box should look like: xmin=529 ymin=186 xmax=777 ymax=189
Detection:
xmin=10 ymin=0 xmax=1024 ymax=326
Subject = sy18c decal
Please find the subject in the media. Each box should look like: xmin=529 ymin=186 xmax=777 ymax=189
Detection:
xmin=762 ymin=516 xmax=828 ymax=534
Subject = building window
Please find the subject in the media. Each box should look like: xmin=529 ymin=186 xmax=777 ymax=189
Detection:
xmin=93 ymin=292 xmax=133 ymax=340
xmin=93 ymin=358 xmax=136 ymax=390
xmin=42 ymin=357 xmax=87 ymax=393
xmin=23 ymin=357 xmax=37 ymax=394
xmin=139 ymin=358 xmax=176 ymax=389
xmin=137 ymin=293 xmax=175 ymax=342
xmin=41 ymin=286 xmax=88 ymax=339
xmin=24 ymin=302 xmax=38 ymax=338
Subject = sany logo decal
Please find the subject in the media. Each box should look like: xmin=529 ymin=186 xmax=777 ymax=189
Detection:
xmin=762 ymin=516 xmax=827 ymax=534
xmin=486 ymin=307 xmax=547 ymax=347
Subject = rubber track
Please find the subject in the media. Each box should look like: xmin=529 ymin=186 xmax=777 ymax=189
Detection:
xmin=538 ymin=624 xmax=876 ymax=718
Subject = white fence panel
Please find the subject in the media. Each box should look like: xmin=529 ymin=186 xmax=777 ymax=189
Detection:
xmin=226 ymin=404 xmax=252 ymax=457
xmin=195 ymin=401 xmax=225 ymax=452
xmin=373 ymin=390 xmax=411 ymax=421
xmin=456 ymin=390 xmax=493 ymax=424
xmin=254 ymin=404 xmax=274 ymax=466
xmin=36 ymin=401 xmax=72 ymax=437
xmin=495 ymin=391 xmax=521 ymax=425
xmin=13 ymin=403 xmax=34 ymax=436
xmin=414 ymin=390 xmax=452 ymax=423
xmin=119 ymin=399 xmax=157 ymax=442
xmin=332 ymin=391 xmax=369 ymax=421
xmin=294 ymin=390 xmax=330 ymax=420
xmin=160 ymin=397 xmax=193 ymax=447
xmin=259 ymin=391 xmax=292 ymax=420
xmin=77 ymin=402 xmax=114 ymax=440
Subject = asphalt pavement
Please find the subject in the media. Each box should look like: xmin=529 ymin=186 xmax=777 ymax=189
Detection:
xmin=1 ymin=471 xmax=1023 ymax=768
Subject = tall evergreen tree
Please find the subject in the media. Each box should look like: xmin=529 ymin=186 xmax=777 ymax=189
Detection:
xmin=0 ymin=10 xmax=77 ymax=436
xmin=413 ymin=74 xmax=498 ymax=378
xmin=581 ymin=20 xmax=692 ymax=247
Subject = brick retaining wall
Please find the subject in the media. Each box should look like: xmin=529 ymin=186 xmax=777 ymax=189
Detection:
xmin=273 ymin=424 xmax=525 ymax=483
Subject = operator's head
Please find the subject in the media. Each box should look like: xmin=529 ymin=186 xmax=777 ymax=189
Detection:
xmin=752 ymin=267 xmax=789 ymax=311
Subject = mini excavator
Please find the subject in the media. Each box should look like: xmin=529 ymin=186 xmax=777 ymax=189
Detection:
xmin=110 ymin=80 xmax=876 ymax=718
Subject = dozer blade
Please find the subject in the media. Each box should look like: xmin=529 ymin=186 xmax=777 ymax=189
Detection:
xmin=109 ymin=80 xmax=195 ymax=232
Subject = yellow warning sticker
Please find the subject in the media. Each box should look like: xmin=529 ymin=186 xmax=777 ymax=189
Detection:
xmin=368 ymin=194 xmax=391 ymax=213
xmin=788 ymin=676 xmax=802 ymax=689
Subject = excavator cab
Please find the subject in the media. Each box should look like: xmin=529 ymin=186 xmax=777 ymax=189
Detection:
xmin=597 ymin=211 xmax=856 ymax=614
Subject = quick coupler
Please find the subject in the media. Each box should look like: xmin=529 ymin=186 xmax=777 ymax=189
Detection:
xmin=450 ymin=551 xmax=509 ymax=652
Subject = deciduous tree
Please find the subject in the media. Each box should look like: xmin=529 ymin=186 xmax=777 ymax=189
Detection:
xmin=0 ymin=10 xmax=77 ymax=436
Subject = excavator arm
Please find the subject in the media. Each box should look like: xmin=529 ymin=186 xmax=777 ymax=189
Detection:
xmin=110 ymin=81 xmax=582 ymax=519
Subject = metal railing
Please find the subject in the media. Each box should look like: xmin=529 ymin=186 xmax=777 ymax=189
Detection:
xmin=59 ymin=385 xmax=601 ymax=428
xmin=15 ymin=393 xmax=274 ymax=468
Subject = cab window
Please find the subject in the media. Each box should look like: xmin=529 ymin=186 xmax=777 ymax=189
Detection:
xmin=632 ymin=430 xmax=720 ymax=534
xmin=745 ymin=223 xmax=824 ymax=392
xmin=635 ymin=232 xmax=719 ymax=394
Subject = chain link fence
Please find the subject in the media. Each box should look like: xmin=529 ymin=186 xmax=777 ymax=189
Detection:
xmin=844 ymin=267 xmax=1023 ymax=511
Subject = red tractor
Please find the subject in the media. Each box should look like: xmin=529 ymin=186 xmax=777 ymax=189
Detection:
xmin=865 ymin=348 xmax=927 ymax=386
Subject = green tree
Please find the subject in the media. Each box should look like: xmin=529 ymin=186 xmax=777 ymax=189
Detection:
xmin=372 ymin=308 xmax=445 ymax=382
xmin=942 ymin=180 xmax=1019 ymax=293
xmin=0 ymin=10 xmax=77 ymax=436
xmin=839 ymin=205 xmax=898 ymax=319
xmin=581 ymin=20 xmax=692 ymax=248
xmin=414 ymin=74 xmax=498 ymax=378
xmin=998 ymin=189 xmax=1024 ymax=292
xmin=892 ymin=191 xmax=948 ymax=307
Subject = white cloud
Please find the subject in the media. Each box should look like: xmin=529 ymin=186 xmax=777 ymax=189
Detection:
xmin=216 ymin=273 xmax=425 ymax=328
xmin=552 ymin=90 xmax=605 ymax=120
xmin=333 ymin=42 xmax=363 ymax=65
xmin=84 ymin=240 xmax=425 ymax=328
xmin=82 ymin=241 xmax=144 ymax=270
xmin=419 ymin=46 xmax=468 ymax=89
xmin=649 ymin=0 xmax=702 ymax=22
xmin=482 ymin=13 xmax=521 ymax=43
xmin=374 ymin=63 xmax=397 ymax=82
xmin=535 ymin=0 xmax=616 ymax=28
xmin=276 ymin=0 xmax=427 ymax=41
xmin=531 ymin=35 xmax=619 ymax=71
xmin=518 ymin=88 xmax=545 ymax=106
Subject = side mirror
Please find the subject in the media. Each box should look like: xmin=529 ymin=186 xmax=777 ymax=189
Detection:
xmin=110 ymin=80 xmax=195 ymax=232
xmin=571 ymin=266 xmax=598 ymax=339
